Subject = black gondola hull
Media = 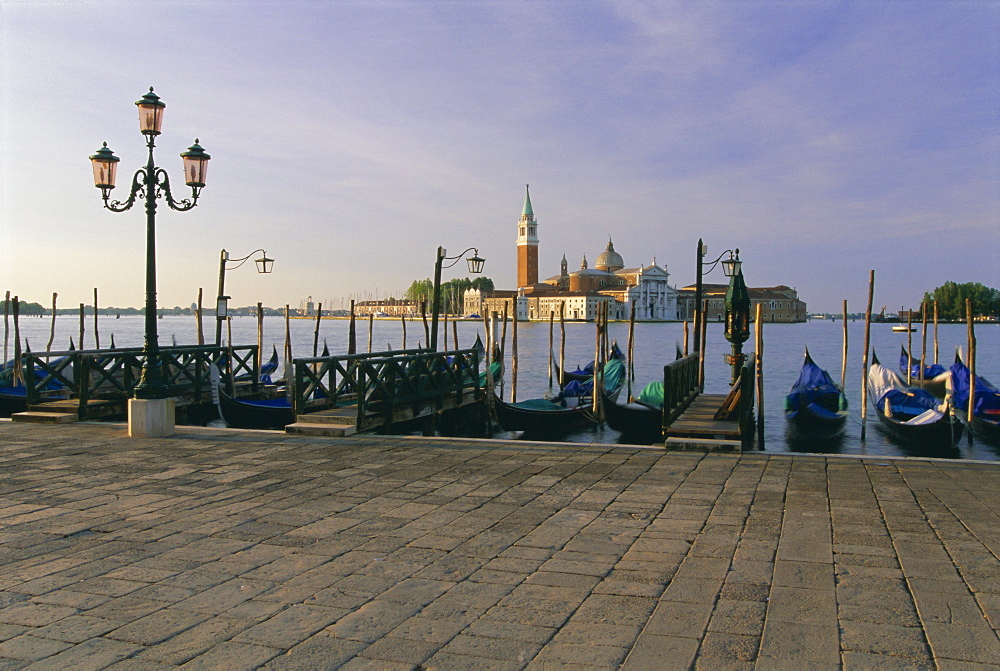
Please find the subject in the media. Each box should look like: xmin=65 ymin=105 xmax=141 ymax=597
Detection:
xmin=218 ymin=390 xmax=294 ymax=430
xmin=493 ymin=395 xmax=594 ymax=436
xmin=604 ymin=398 xmax=661 ymax=444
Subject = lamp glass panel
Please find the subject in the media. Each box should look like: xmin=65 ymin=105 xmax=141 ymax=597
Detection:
xmin=183 ymin=157 xmax=208 ymax=187
xmin=91 ymin=160 xmax=117 ymax=189
xmin=255 ymin=257 xmax=274 ymax=274
xmin=467 ymin=255 xmax=485 ymax=274
xmin=138 ymin=105 xmax=164 ymax=134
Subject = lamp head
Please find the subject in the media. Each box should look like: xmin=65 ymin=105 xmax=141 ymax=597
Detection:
xmin=467 ymin=251 xmax=485 ymax=274
xmin=180 ymin=139 xmax=211 ymax=187
xmin=255 ymin=253 xmax=274 ymax=274
xmin=722 ymin=249 xmax=741 ymax=277
xmin=89 ymin=142 xmax=120 ymax=190
xmin=135 ymin=87 xmax=166 ymax=136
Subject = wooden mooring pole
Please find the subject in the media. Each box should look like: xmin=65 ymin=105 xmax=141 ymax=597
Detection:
xmin=284 ymin=305 xmax=293 ymax=386
xmin=920 ymin=302 xmax=928 ymax=383
xmin=452 ymin=319 xmax=459 ymax=351
xmin=367 ymin=313 xmax=374 ymax=354
xmin=906 ymin=309 xmax=913 ymax=386
xmin=683 ymin=321 xmax=689 ymax=356
xmin=698 ymin=300 xmax=708 ymax=391
xmin=967 ymin=298 xmax=976 ymax=432
xmin=257 ymin=302 xmax=264 ymax=370
xmin=755 ymin=302 xmax=764 ymax=450
xmin=348 ymin=300 xmax=357 ymax=355
xmin=47 ymin=293 xmax=57 ymax=351
xmin=3 ymin=290 xmax=9 ymax=365
xmin=79 ymin=303 xmax=85 ymax=350
xmin=401 ymin=315 xmax=407 ymax=350
xmin=841 ymin=300 xmax=848 ymax=391
xmin=12 ymin=298 xmax=21 ymax=386
xmin=511 ymin=307 xmax=518 ymax=403
xmin=314 ymin=303 xmax=322 ymax=357
xmin=93 ymin=288 xmax=100 ymax=350
xmin=196 ymin=289 xmax=204 ymax=346
xmin=559 ymin=303 xmax=566 ymax=388
xmin=548 ymin=310 xmax=554 ymax=389
xmin=420 ymin=301 xmax=429 ymax=349
xmin=933 ymin=300 xmax=939 ymax=364
xmin=627 ymin=301 xmax=636 ymax=401
xmin=860 ymin=270 xmax=875 ymax=441
xmin=443 ymin=311 xmax=449 ymax=351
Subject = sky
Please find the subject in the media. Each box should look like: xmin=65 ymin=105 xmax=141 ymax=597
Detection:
xmin=1 ymin=1 xmax=998 ymax=315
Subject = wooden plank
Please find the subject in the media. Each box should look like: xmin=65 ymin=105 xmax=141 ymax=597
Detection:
xmin=666 ymin=394 xmax=742 ymax=439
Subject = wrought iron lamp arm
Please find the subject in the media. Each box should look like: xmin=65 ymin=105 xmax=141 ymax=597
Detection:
xmin=156 ymin=168 xmax=200 ymax=212
xmin=440 ymin=247 xmax=480 ymax=269
xmin=224 ymin=249 xmax=267 ymax=270
xmin=702 ymin=249 xmax=735 ymax=275
xmin=101 ymin=168 xmax=146 ymax=212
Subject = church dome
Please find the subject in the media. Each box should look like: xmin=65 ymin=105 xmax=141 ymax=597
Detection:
xmin=595 ymin=239 xmax=624 ymax=272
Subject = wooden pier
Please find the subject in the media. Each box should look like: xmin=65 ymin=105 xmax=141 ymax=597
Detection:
xmin=659 ymin=354 xmax=756 ymax=451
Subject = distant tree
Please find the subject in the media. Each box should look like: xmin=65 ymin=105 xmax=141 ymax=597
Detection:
xmin=922 ymin=282 xmax=1000 ymax=320
xmin=0 ymin=298 xmax=44 ymax=315
xmin=404 ymin=276 xmax=494 ymax=314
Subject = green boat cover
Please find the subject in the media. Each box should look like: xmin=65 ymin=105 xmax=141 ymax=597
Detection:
xmin=603 ymin=359 xmax=625 ymax=392
xmin=512 ymin=398 xmax=565 ymax=411
xmin=638 ymin=381 xmax=664 ymax=406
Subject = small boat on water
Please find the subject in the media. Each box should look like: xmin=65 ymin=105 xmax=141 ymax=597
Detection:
xmin=868 ymin=351 xmax=964 ymax=447
xmin=949 ymin=356 xmax=1000 ymax=445
xmin=891 ymin=325 xmax=916 ymax=332
xmin=603 ymin=380 xmax=664 ymax=444
xmin=553 ymin=341 xmax=625 ymax=387
xmin=495 ymin=358 xmax=625 ymax=436
xmin=217 ymin=388 xmax=294 ymax=430
xmin=898 ymin=345 xmax=950 ymax=397
xmin=784 ymin=349 xmax=848 ymax=440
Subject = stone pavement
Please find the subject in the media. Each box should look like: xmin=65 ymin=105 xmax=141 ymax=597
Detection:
xmin=1 ymin=422 xmax=999 ymax=670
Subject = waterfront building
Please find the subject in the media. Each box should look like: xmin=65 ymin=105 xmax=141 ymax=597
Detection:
xmin=677 ymin=284 xmax=807 ymax=323
xmin=466 ymin=188 xmax=679 ymax=321
xmin=354 ymin=299 xmax=418 ymax=317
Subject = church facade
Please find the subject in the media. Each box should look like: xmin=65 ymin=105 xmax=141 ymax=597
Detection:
xmin=465 ymin=187 xmax=679 ymax=321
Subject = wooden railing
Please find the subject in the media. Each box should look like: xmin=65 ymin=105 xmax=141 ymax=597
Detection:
xmin=291 ymin=348 xmax=429 ymax=415
xmin=662 ymin=353 xmax=700 ymax=427
xmin=292 ymin=347 xmax=482 ymax=431
xmin=22 ymin=345 xmax=258 ymax=418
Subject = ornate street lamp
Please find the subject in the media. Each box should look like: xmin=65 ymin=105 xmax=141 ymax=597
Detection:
xmin=431 ymin=246 xmax=485 ymax=351
xmin=90 ymin=87 xmax=210 ymax=435
xmin=215 ymin=249 xmax=274 ymax=346
xmin=693 ymin=240 xmax=740 ymax=353
xmin=724 ymin=266 xmax=752 ymax=384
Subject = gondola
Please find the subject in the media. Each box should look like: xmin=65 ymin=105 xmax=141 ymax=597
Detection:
xmin=494 ymin=358 xmax=625 ymax=436
xmin=552 ymin=341 xmax=625 ymax=387
xmin=784 ymin=349 xmax=849 ymax=440
xmin=867 ymin=351 xmax=964 ymax=446
xmin=949 ymin=356 xmax=1000 ymax=444
xmin=0 ymin=386 xmax=28 ymax=418
xmin=898 ymin=345 xmax=949 ymax=398
xmin=603 ymin=381 xmax=663 ymax=444
xmin=217 ymin=388 xmax=295 ymax=430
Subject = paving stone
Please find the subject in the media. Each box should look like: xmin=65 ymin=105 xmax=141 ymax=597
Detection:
xmin=175 ymin=640 xmax=281 ymax=670
xmin=0 ymin=634 xmax=73 ymax=661
xmin=622 ymin=633 xmax=699 ymax=669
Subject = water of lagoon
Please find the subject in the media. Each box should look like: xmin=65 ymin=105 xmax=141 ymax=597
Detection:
xmin=7 ymin=313 xmax=998 ymax=460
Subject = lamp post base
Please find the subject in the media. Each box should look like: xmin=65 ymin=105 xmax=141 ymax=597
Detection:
xmin=128 ymin=398 xmax=176 ymax=438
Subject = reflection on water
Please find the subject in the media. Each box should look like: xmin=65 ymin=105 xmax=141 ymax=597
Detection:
xmin=8 ymin=314 xmax=998 ymax=460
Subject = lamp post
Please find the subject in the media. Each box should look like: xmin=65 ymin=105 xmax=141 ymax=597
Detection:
xmin=724 ymin=266 xmax=752 ymax=384
xmin=431 ymin=246 xmax=485 ymax=351
xmin=693 ymin=239 xmax=741 ymax=353
xmin=90 ymin=87 xmax=210 ymax=436
xmin=215 ymin=249 xmax=274 ymax=346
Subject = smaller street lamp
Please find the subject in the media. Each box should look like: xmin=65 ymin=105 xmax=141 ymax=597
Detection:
xmin=431 ymin=246 xmax=485 ymax=351
xmin=693 ymin=240 xmax=740 ymax=353
xmin=216 ymin=249 xmax=274 ymax=346
xmin=724 ymin=265 xmax=752 ymax=384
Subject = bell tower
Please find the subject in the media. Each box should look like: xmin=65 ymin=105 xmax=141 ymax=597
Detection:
xmin=516 ymin=184 xmax=538 ymax=288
